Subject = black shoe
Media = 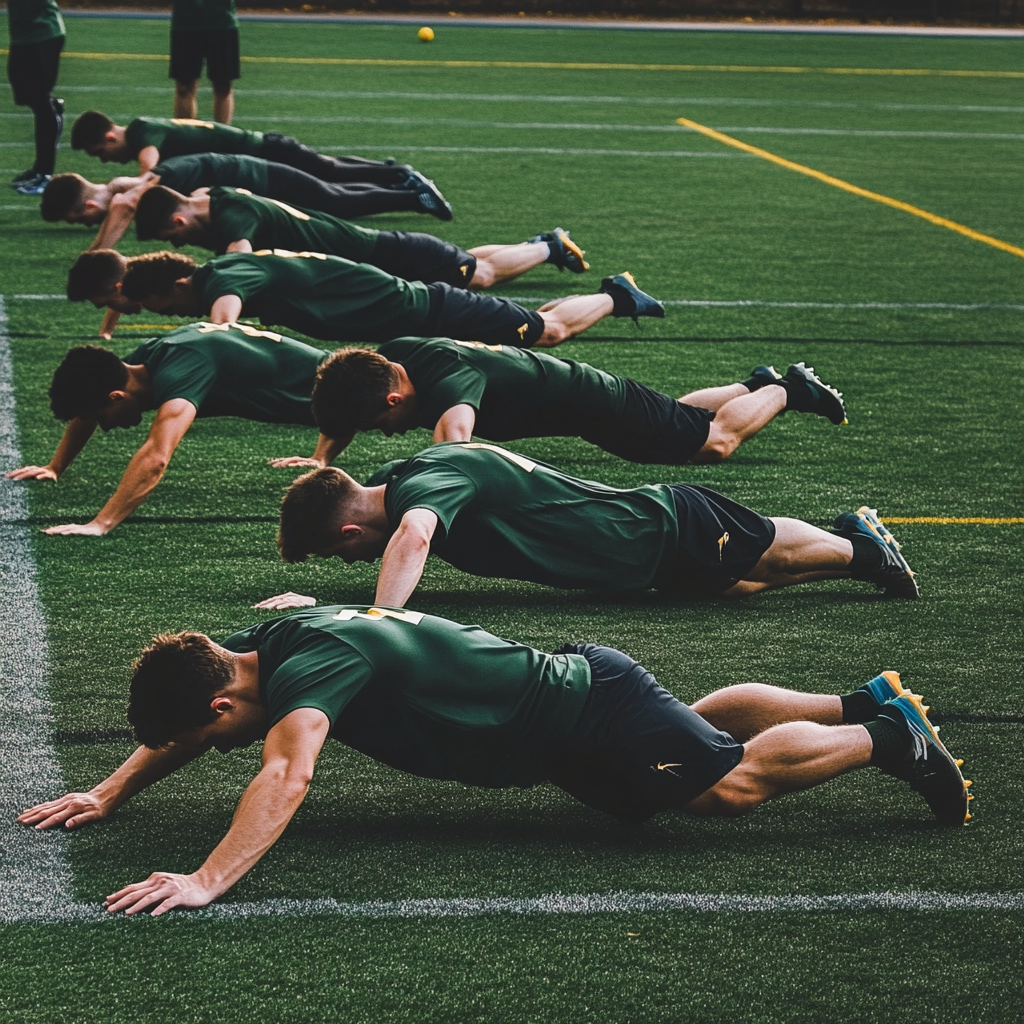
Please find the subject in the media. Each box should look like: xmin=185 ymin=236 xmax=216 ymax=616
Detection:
xmin=783 ymin=362 xmax=847 ymax=425
xmin=833 ymin=507 xmax=920 ymax=599
xmin=406 ymin=170 xmax=453 ymax=221
xmin=13 ymin=172 xmax=51 ymax=196
xmin=600 ymin=272 xmax=665 ymax=323
xmin=10 ymin=167 xmax=36 ymax=187
xmin=877 ymin=693 xmax=973 ymax=826
xmin=747 ymin=365 xmax=783 ymax=389
xmin=527 ymin=227 xmax=589 ymax=273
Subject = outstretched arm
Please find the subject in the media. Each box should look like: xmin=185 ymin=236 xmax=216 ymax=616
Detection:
xmin=210 ymin=294 xmax=243 ymax=323
xmin=137 ymin=145 xmax=161 ymax=174
xmin=5 ymin=416 xmax=98 ymax=483
xmin=374 ymin=507 xmax=438 ymax=608
xmin=89 ymin=187 xmax=148 ymax=251
xmin=99 ymin=308 xmax=122 ymax=340
xmin=43 ymin=398 xmax=197 ymax=536
xmin=268 ymin=430 xmax=353 ymax=469
xmin=433 ymin=404 xmax=476 ymax=444
xmin=104 ymin=707 xmax=330 ymax=916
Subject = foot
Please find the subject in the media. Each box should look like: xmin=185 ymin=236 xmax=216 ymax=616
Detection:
xmin=10 ymin=167 xmax=36 ymax=187
xmin=528 ymin=228 xmax=589 ymax=273
xmin=747 ymin=365 xmax=783 ymax=389
xmin=783 ymin=362 xmax=847 ymax=424
xmin=877 ymin=693 xmax=973 ymax=825
xmin=600 ymin=271 xmax=665 ymax=322
xmin=13 ymin=172 xmax=51 ymax=196
xmin=406 ymin=170 xmax=453 ymax=221
xmin=858 ymin=670 xmax=907 ymax=711
xmin=833 ymin=507 xmax=920 ymax=599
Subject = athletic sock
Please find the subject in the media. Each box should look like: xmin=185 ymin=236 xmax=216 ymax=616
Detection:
xmin=779 ymin=378 xmax=813 ymax=412
xmin=865 ymin=716 xmax=912 ymax=768
xmin=741 ymin=374 xmax=767 ymax=392
xmin=840 ymin=690 xmax=879 ymax=724
xmin=539 ymin=242 xmax=554 ymax=263
xmin=601 ymin=282 xmax=635 ymax=318
xmin=839 ymin=533 xmax=884 ymax=580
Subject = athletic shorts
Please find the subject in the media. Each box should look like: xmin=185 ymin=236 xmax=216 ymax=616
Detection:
xmin=422 ymin=282 xmax=544 ymax=347
xmin=7 ymin=36 xmax=63 ymax=106
xmin=169 ymin=29 xmax=241 ymax=83
xmin=545 ymin=644 xmax=743 ymax=824
xmin=579 ymin=378 xmax=713 ymax=464
xmin=373 ymin=231 xmax=477 ymax=288
xmin=652 ymin=484 xmax=776 ymax=597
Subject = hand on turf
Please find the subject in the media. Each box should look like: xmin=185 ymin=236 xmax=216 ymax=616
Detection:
xmin=42 ymin=522 xmax=108 ymax=536
xmin=18 ymin=791 xmax=111 ymax=830
xmin=106 ymin=872 xmax=214 ymax=917
xmin=252 ymin=592 xmax=317 ymax=610
xmin=5 ymin=465 xmax=58 ymax=482
xmin=99 ymin=329 xmax=114 ymax=341
xmin=267 ymin=456 xmax=324 ymax=469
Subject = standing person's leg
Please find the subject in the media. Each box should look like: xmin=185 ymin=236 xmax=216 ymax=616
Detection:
xmin=169 ymin=30 xmax=203 ymax=118
xmin=8 ymin=36 xmax=64 ymax=191
xmin=264 ymin=162 xmax=425 ymax=218
xmin=207 ymin=27 xmax=240 ymax=125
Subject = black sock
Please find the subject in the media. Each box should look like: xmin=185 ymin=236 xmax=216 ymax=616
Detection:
xmin=865 ymin=717 xmax=911 ymax=768
xmin=840 ymin=690 xmax=879 ymax=724
xmin=741 ymin=375 xmax=765 ymax=392
xmin=779 ymin=378 xmax=812 ymax=412
xmin=601 ymin=283 xmax=635 ymax=318
xmin=840 ymin=533 xmax=884 ymax=579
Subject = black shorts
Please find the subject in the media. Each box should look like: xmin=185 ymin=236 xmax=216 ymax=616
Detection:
xmin=546 ymin=644 xmax=743 ymax=824
xmin=653 ymin=484 xmax=776 ymax=597
xmin=579 ymin=378 xmax=713 ymax=464
xmin=169 ymin=28 xmax=241 ymax=83
xmin=7 ymin=36 xmax=63 ymax=106
xmin=373 ymin=231 xmax=477 ymax=287
xmin=423 ymin=282 xmax=544 ymax=347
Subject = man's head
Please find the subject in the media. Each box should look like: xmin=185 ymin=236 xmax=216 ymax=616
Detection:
xmin=41 ymin=173 xmax=110 ymax=225
xmin=70 ymin=110 xmax=131 ymax=162
xmin=135 ymin=186 xmax=208 ymax=247
xmin=121 ymin=251 xmax=201 ymax=315
xmin=129 ymin=632 xmax=264 ymax=750
xmin=48 ymin=345 xmax=150 ymax=429
xmin=278 ymin=466 xmax=388 ymax=564
xmin=66 ymin=249 xmax=140 ymax=312
xmin=312 ymin=348 xmax=411 ymax=441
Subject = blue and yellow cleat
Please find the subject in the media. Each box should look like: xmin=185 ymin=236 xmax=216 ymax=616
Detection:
xmin=878 ymin=693 xmax=973 ymax=826
xmin=833 ymin=507 xmax=920 ymax=599
xmin=600 ymin=271 xmax=665 ymax=323
xmin=858 ymin=670 xmax=909 ymax=710
xmin=528 ymin=228 xmax=590 ymax=273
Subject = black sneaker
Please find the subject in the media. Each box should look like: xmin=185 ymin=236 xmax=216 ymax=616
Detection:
xmin=600 ymin=272 xmax=665 ymax=323
xmin=406 ymin=170 xmax=453 ymax=221
xmin=528 ymin=228 xmax=589 ymax=273
xmin=10 ymin=167 xmax=36 ymax=187
xmin=748 ymin=365 xmax=783 ymax=389
xmin=877 ymin=693 xmax=973 ymax=826
xmin=783 ymin=362 xmax=847 ymax=424
xmin=13 ymin=172 xmax=51 ymax=196
xmin=833 ymin=507 xmax=920 ymax=599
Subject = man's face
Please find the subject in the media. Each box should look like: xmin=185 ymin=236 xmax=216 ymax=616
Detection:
xmin=140 ymin=282 xmax=194 ymax=316
xmin=95 ymin=392 xmax=144 ymax=431
xmin=66 ymin=202 xmax=108 ymax=226
xmin=91 ymin=285 xmax=141 ymax=315
xmin=85 ymin=136 xmax=130 ymax=163
xmin=369 ymin=399 xmax=416 ymax=437
xmin=157 ymin=221 xmax=196 ymax=248
xmin=173 ymin=703 xmax=269 ymax=754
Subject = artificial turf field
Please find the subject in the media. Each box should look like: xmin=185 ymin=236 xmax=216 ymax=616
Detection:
xmin=1 ymin=14 xmax=1023 ymax=1022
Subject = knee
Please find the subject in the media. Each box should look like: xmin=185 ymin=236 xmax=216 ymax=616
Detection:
xmin=174 ymin=79 xmax=197 ymax=97
xmin=538 ymin=316 xmax=569 ymax=345
xmin=696 ymin=772 xmax=762 ymax=817
xmin=211 ymin=80 xmax=233 ymax=97
xmin=469 ymin=263 xmax=494 ymax=289
xmin=695 ymin=428 xmax=737 ymax=464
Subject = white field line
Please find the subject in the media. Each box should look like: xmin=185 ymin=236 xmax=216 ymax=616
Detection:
xmin=0 ymin=296 xmax=77 ymax=926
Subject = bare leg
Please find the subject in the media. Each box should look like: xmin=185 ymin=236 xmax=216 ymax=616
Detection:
xmin=692 ymin=385 xmax=788 ymax=463
xmin=535 ymin=294 xmax=614 ymax=347
xmin=685 ymin=722 xmax=871 ymax=816
xmin=692 ymin=683 xmax=842 ymax=742
xmin=466 ymin=242 xmax=549 ymax=289
xmin=212 ymin=80 xmax=234 ymax=125
xmin=680 ymin=382 xmax=748 ymax=411
xmin=174 ymin=79 xmax=199 ymax=119
xmin=537 ymin=294 xmax=582 ymax=312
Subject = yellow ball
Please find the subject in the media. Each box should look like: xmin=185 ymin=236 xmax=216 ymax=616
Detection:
xmin=417 ymin=26 xmax=434 ymax=42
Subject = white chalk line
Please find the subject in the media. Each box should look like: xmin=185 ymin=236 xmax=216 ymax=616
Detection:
xmin=0 ymin=296 xmax=77 ymax=926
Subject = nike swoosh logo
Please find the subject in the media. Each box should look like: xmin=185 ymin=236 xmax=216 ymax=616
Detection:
xmin=656 ymin=762 xmax=683 ymax=771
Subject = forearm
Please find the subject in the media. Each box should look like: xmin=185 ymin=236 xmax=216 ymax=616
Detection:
xmin=50 ymin=418 xmax=98 ymax=477
xmin=374 ymin=530 xmax=430 ymax=607
xmin=90 ymin=205 xmax=134 ymax=251
xmin=311 ymin=431 xmax=350 ymax=466
xmin=432 ymin=405 xmax=476 ymax=443
xmin=99 ymin=308 xmax=122 ymax=340
xmin=89 ymin=445 xmax=171 ymax=531
xmin=94 ymin=743 xmax=203 ymax=812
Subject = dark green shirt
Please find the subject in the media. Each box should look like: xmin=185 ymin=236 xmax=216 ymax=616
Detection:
xmin=156 ymin=154 xmax=269 ymax=199
xmin=381 ymin=443 xmax=680 ymax=590
xmin=379 ymin=337 xmax=629 ymax=441
xmin=221 ymin=606 xmax=591 ymax=788
xmin=171 ymin=0 xmax=237 ymax=31
xmin=7 ymin=0 xmax=64 ymax=44
xmin=124 ymin=117 xmax=264 ymax=162
xmin=208 ymin=187 xmax=380 ymax=259
xmin=124 ymin=321 xmax=326 ymax=424
xmin=192 ymin=251 xmax=432 ymax=343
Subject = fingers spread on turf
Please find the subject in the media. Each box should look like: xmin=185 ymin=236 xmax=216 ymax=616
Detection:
xmin=252 ymin=592 xmax=316 ymax=610
xmin=268 ymin=456 xmax=321 ymax=468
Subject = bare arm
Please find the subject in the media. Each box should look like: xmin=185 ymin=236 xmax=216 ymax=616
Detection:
xmin=99 ymin=308 xmax=121 ymax=340
xmin=44 ymin=399 xmax=197 ymax=536
xmin=104 ymin=707 xmax=330 ymax=916
xmin=433 ymin=404 xmax=476 ymax=444
xmin=89 ymin=183 xmax=151 ymax=251
xmin=18 ymin=741 xmax=208 ymax=830
xmin=225 ymin=238 xmax=253 ymax=254
xmin=268 ymin=430 xmax=353 ymax=470
xmin=5 ymin=416 xmax=97 ymax=482
xmin=136 ymin=145 xmax=161 ymax=174
xmin=210 ymin=294 xmax=243 ymax=324
xmin=374 ymin=507 xmax=438 ymax=608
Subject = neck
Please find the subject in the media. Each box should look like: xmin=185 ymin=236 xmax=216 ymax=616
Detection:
xmin=124 ymin=364 xmax=156 ymax=409
xmin=233 ymin=650 xmax=261 ymax=700
xmin=365 ymin=485 xmax=389 ymax=530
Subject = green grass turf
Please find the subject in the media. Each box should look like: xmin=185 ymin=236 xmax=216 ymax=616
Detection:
xmin=2 ymin=16 xmax=1023 ymax=1024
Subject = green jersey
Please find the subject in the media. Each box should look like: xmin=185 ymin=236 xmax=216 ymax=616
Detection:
xmin=171 ymin=0 xmax=237 ymax=31
xmin=124 ymin=321 xmax=327 ymax=424
xmin=156 ymin=154 xmax=269 ymax=199
xmin=207 ymin=187 xmax=380 ymax=260
xmin=192 ymin=251 xmax=432 ymax=343
xmin=6 ymin=0 xmax=64 ymax=44
xmin=381 ymin=443 xmax=680 ymax=590
xmin=378 ymin=337 xmax=629 ymax=441
xmin=221 ymin=606 xmax=591 ymax=788
xmin=124 ymin=117 xmax=264 ymax=162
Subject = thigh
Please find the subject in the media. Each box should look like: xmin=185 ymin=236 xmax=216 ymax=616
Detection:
xmin=205 ymin=29 xmax=241 ymax=82
xmin=169 ymin=31 xmax=204 ymax=83
xmin=7 ymin=38 xmax=62 ymax=104
xmin=373 ymin=231 xmax=476 ymax=287
xmin=430 ymin=283 xmax=544 ymax=347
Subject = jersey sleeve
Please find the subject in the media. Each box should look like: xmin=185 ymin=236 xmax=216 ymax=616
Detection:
xmin=200 ymin=258 xmax=271 ymax=304
xmin=212 ymin=198 xmax=261 ymax=252
xmin=420 ymin=362 xmax=488 ymax=425
xmin=387 ymin=461 xmax=477 ymax=536
xmin=147 ymin=341 xmax=218 ymax=411
xmin=125 ymin=119 xmax=165 ymax=158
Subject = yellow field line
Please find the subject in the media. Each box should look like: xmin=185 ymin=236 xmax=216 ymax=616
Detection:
xmin=882 ymin=517 xmax=1024 ymax=524
xmin=2 ymin=49 xmax=1022 ymax=76
xmin=676 ymin=117 xmax=1024 ymax=259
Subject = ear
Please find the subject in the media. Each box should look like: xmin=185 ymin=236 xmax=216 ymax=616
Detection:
xmin=107 ymin=389 xmax=128 ymax=404
xmin=339 ymin=524 xmax=364 ymax=540
xmin=83 ymin=199 xmax=101 ymax=214
xmin=171 ymin=212 xmax=187 ymax=228
xmin=209 ymin=696 xmax=233 ymax=715
xmin=385 ymin=391 xmax=403 ymax=408
xmin=104 ymin=130 xmax=118 ymax=142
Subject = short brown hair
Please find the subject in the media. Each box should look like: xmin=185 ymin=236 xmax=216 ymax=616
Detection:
xmin=128 ymin=632 xmax=234 ymax=748
xmin=41 ymin=173 xmax=89 ymax=222
xmin=135 ymin=186 xmax=187 ymax=242
xmin=278 ymin=466 xmax=361 ymax=563
xmin=71 ymin=110 xmax=115 ymax=150
xmin=121 ymin=251 xmax=197 ymax=300
xmin=311 ymin=348 xmax=397 ymax=439
xmin=66 ymin=249 xmax=127 ymax=302
xmin=49 ymin=345 xmax=129 ymax=421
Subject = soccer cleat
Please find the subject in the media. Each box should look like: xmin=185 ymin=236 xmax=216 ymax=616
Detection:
xmin=748 ymin=365 xmax=783 ymax=389
xmin=10 ymin=167 xmax=36 ymax=187
xmin=406 ymin=171 xmax=453 ymax=221
xmin=783 ymin=362 xmax=847 ymax=425
xmin=13 ymin=172 xmax=51 ymax=196
xmin=877 ymin=693 xmax=972 ymax=826
xmin=600 ymin=271 xmax=665 ymax=323
xmin=528 ymin=228 xmax=590 ymax=273
xmin=858 ymin=670 xmax=909 ymax=712
xmin=833 ymin=507 xmax=920 ymax=599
